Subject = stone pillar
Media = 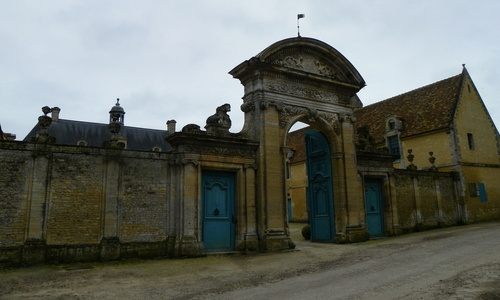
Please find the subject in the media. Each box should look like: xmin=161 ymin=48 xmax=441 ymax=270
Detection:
xmin=332 ymin=151 xmax=348 ymax=242
xmin=100 ymin=152 xmax=122 ymax=260
xmin=413 ymin=176 xmax=423 ymax=230
xmin=24 ymin=148 xmax=51 ymax=264
xmin=434 ymin=176 xmax=444 ymax=227
xmin=242 ymin=164 xmax=259 ymax=252
xmin=176 ymin=160 xmax=203 ymax=257
xmin=341 ymin=116 xmax=369 ymax=243
xmin=388 ymin=173 xmax=402 ymax=235
xmin=256 ymin=107 xmax=294 ymax=251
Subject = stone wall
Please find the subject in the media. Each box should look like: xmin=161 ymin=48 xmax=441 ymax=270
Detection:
xmin=357 ymin=151 xmax=462 ymax=235
xmin=393 ymin=169 xmax=461 ymax=233
xmin=0 ymin=141 xmax=171 ymax=266
xmin=0 ymin=143 xmax=31 ymax=250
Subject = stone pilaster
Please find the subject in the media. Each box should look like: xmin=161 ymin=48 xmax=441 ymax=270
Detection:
xmin=341 ymin=116 xmax=369 ymax=242
xmin=177 ymin=161 xmax=203 ymax=257
xmin=24 ymin=148 xmax=51 ymax=264
xmin=101 ymin=152 xmax=122 ymax=260
xmin=388 ymin=174 xmax=402 ymax=235
xmin=241 ymin=164 xmax=259 ymax=252
xmin=255 ymin=107 xmax=294 ymax=251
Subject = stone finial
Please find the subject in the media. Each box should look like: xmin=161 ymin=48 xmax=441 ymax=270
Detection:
xmin=42 ymin=106 xmax=52 ymax=116
xmin=32 ymin=106 xmax=55 ymax=143
xmin=406 ymin=149 xmax=417 ymax=170
xmin=205 ymin=103 xmax=232 ymax=135
xmin=0 ymin=124 xmax=12 ymax=141
xmin=428 ymin=152 xmax=437 ymax=171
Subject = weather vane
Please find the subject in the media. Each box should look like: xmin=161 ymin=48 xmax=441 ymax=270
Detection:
xmin=297 ymin=14 xmax=305 ymax=37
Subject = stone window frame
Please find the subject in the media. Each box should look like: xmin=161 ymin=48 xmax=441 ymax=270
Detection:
xmin=467 ymin=132 xmax=475 ymax=150
xmin=384 ymin=116 xmax=403 ymax=158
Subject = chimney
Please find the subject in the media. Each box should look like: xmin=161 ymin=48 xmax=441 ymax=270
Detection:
xmin=167 ymin=120 xmax=176 ymax=133
xmin=51 ymin=107 xmax=61 ymax=122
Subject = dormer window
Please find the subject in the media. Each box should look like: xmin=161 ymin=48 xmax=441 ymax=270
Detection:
xmin=385 ymin=116 xmax=403 ymax=157
xmin=385 ymin=116 xmax=402 ymax=132
xmin=388 ymin=120 xmax=396 ymax=130
xmin=77 ymin=140 xmax=88 ymax=146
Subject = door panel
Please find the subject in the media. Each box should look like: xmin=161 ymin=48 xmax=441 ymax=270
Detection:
xmin=202 ymin=171 xmax=235 ymax=252
xmin=365 ymin=179 xmax=384 ymax=238
xmin=305 ymin=130 xmax=335 ymax=242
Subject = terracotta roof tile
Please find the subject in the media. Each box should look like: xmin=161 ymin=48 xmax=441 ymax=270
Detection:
xmin=287 ymin=126 xmax=313 ymax=164
xmin=354 ymin=73 xmax=463 ymax=143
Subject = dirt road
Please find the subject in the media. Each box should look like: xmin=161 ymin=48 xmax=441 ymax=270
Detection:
xmin=1 ymin=222 xmax=499 ymax=299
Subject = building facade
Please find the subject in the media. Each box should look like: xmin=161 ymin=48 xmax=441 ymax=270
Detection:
xmin=1 ymin=38 xmax=499 ymax=266
xmin=286 ymin=67 xmax=500 ymax=236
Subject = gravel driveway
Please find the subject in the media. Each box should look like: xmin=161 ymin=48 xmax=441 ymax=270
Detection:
xmin=1 ymin=222 xmax=499 ymax=299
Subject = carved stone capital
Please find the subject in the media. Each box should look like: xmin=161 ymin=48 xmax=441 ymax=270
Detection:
xmin=179 ymin=158 xmax=200 ymax=166
xmin=278 ymin=105 xmax=307 ymax=127
xmin=340 ymin=113 xmax=356 ymax=123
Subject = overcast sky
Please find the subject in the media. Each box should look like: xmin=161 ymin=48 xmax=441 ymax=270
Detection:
xmin=1 ymin=1 xmax=499 ymax=139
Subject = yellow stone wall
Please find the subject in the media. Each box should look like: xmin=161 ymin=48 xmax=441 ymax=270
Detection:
xmin=454 ymin=76 xmax=500 ymax=221
xmin=455 ymin=76 xmax=500 ymax=165
xmin=461 ymin=165 xmax=500 ymax=222
xmin=287 ymin=162 xmax=308 ymax=221
xmin=400 ymin=131 xmax=454 ymax=169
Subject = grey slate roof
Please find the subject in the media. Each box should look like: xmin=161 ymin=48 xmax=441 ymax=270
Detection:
xmin=23 ymin=119 xmax=171 ymax=152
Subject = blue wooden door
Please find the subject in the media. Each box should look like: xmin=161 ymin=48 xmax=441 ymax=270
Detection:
xmin=364 ymin=178 xmax=384 ymax=238
xmin=305 ymin=130 xmax=335 ymax=242
xmin=202 ymin=171 xmax=235 ymax=252
xmin=287 ymin=199 xmax=293 ymax=222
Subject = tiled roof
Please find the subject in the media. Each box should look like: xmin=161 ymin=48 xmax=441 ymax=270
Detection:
xmin=24 ymin=119 xmax=171 ymax=152
xmin=287 ymin=126 xmax=314 ymax=164
xmin=354 ymin=72 xmax=464 ymax=144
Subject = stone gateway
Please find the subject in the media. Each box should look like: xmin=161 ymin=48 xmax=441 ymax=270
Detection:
xmin=1 ymin=37 xmax=499 ymax=266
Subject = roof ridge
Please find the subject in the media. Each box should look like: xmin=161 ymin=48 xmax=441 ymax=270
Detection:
xmin=57 ymin=119 xmax=167 ymax=132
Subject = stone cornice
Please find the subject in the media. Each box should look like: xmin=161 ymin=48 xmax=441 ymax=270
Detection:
xmin=166 ymin=133 xmax=259 ymax=158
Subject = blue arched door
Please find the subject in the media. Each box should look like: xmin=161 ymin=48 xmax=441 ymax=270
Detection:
xmin=305 ymin=130 xmax=335 ymax=242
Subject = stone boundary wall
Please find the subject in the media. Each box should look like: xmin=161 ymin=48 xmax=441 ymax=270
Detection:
xmin=0 ymin=141 xmax=171 ymax=266
xmin=393 ymin=169 xmax=462 ymax=233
